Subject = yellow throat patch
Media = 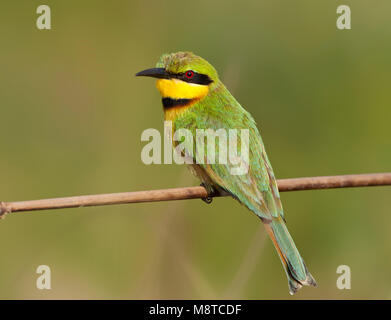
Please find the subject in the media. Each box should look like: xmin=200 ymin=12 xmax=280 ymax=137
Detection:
xmin=156 ymin=78 xmax=209 ymax=100
xmin=156 ymin=78 xmax=209 ymax=122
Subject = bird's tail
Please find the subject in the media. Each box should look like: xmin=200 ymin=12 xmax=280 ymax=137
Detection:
xmin=264 ymin=217 xmax=317 ymax=294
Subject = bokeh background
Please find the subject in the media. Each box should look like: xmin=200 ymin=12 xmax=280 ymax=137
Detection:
xmin=0 ymin=0 xmax=390 ymax=299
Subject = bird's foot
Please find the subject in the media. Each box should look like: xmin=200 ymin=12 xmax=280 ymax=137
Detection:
xmin=200 ymin=183 xmax=214 ymax=204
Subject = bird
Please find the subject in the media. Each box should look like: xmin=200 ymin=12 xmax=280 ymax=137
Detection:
xmin=136 ymin=51 xmax=317 ymax=294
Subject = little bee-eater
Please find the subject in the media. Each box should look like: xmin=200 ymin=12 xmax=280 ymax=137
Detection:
xmin=136 ymin=52 xmax=317 ymax=294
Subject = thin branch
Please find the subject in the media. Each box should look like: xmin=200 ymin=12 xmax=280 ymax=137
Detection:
xmin=0 ymin=173 xmax=390 ymax=219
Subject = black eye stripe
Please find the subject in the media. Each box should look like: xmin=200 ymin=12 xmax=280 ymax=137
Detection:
xmin=168 ymin=71 xmax=213 ymax=85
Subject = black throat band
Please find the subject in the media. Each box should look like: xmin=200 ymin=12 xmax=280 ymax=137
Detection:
xmin=162 ymin=97 xmax=193 ymax=109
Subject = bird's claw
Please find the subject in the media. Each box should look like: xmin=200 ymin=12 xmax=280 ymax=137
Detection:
xmin=201 ymin=196 xmax=213 ymax=204
xmin=200 ymin=183 xmax=214 ymax=204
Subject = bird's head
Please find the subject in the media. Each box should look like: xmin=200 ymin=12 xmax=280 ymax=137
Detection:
xmin=136 ymin=52 xmax=218 ymax=104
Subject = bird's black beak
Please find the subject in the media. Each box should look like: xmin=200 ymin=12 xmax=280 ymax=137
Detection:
xmin=135 ymin=68 xmax=170 ymax=79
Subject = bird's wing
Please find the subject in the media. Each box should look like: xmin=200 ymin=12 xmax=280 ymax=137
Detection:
xmin=172 ymin=84 xmax=284 ymax=221
xmin=196 ymin=126 xmax=284 ymax=222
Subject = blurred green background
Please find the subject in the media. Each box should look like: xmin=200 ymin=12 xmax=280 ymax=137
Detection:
xmin=0 ymin=0 xmax=390 ymax=299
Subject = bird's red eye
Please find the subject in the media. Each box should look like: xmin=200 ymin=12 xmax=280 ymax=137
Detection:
xmin=185 ymin=70 xmax=194 ymax=79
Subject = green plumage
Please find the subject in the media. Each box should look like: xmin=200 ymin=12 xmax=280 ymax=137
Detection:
xmin=139 ymin=51 xmax=317 ymax=294
xmin=173 ymin=80 xmax=282 ymax=220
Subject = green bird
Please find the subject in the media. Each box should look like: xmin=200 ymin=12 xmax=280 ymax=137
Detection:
xmin=136 ymin=51 xmax=317 ymax=294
